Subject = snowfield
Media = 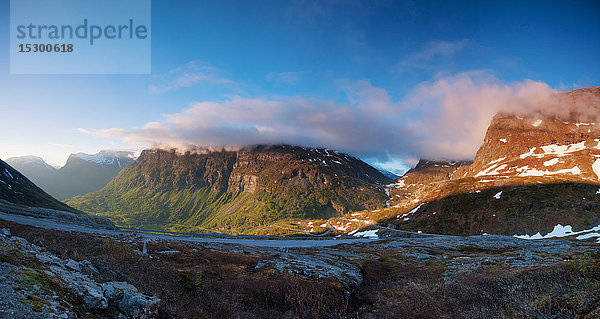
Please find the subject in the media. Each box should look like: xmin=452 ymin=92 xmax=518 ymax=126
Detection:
xmin=515 ymin=223 xmax=600 ymax=243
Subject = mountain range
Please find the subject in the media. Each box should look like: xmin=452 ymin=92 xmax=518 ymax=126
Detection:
xmin=67 ymin=145 xmax=392 ymax=233
xmin=2 ymin=87 xmax=599 ymax=238
xmin=7 ymin=150 xmax=135 ymax=201
xmin=0 ymin=158 xmax=77 ymax=213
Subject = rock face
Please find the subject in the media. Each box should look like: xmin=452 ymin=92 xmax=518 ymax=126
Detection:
xmin=388 ymin=87 xmax=600 ymax=236
xmin=68 ymin=145 xmax=392 ymax=233
xmin=388 ymin=160 xmax=471 ymax=207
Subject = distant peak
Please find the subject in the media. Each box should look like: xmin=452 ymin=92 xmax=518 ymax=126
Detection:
xmin=5 ymin=155 xmax=55 ymax=170
xmin=70 ymin=150 xmax=136 ymax=167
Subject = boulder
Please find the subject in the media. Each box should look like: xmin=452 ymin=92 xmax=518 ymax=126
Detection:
xmin=65 ymin=259 xmax=81 ymax=272
xmin=103 ymin=281 xmax=159 ymax=317
xmin=80 ymin=260 xmax=100 ymax=278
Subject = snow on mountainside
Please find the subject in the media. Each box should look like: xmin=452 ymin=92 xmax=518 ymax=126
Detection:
xmin=388 ymin=87 xmax=600 ymax=208
xmin=74 ymin=150 xmax=136 ymax=168
xmin=379 ymin=87 xmax=600 ymax=237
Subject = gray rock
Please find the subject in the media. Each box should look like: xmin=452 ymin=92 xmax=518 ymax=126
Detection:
xmin=102 ymin=282 xmax=123 ymax=302
xmin=405 ymin=252 xmax=438 ymax=260
xmin=104 ymin=281 xmax=159 ymax=316
xmin=26 ymin=244 xmax=42 ymax=254
xmin=80 ymin=260 xmax=99 ymax=278
xmin=35 ymin=252 xmax=63 ymax=266
xmin=48 ymin=265 xmax=108 ymax=310
xmin=65 ymin=259 xmax=81 ymax=272
xmin=9 ymin=236 xmax=28 ymax=249
xmin=82 ymin=284 xmax=108 ymax=310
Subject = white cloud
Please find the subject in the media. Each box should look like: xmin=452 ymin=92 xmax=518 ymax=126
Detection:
xmin=148 ymin=61 xmax=238 ymax=94
xmin=83 ymin=71 xmax=572 ymax=164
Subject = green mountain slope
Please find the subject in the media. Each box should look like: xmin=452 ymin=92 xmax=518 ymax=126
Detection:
xmin=67 ymin=145 xmax=392 ymax=233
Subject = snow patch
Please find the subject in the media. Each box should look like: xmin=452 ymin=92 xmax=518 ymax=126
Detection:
xmin=475 ymin=164 xmax=507 ymax=177
xmin=493 ymin=191 xmax=502 ymax=200
xmin=532 ymin=119 xmax=542 ymax=127
xmin=543 ymin=158 xmax=559 ymax=166
xmin=539 ymin=142 xmax=587 ymax=157
xmin=593 ymin=159 xmax=600 ymax=180
xmin=520 ymin=147 xmax=537 ymax=159
xmin=516 ymin=224 xmax=600 ymax=240
xmin=401 ymin=203 xmax=425 ymax=221
xmin=3 ymin=169 xmax=13 ymax=179
xmin=488 ymin=157 xmax=506 ymax=165
xmin=499 ymin=138 xmax=507 ymax=143
xmin=519 ymin=166 xmax=581 ymax=177
xmin=351 ymin=229 xmax=379 ymax=239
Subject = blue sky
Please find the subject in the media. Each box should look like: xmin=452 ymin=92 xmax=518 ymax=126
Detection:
xmin=0 ymin=0 xmax=599 ymax=173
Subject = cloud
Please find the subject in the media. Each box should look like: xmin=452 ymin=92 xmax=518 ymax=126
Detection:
xmin=83 ymin=71 xmax=594 ymax=164
xmin=403 ymin=71 xmax=556 ymax=159
xmin=396 ymin=39 xmax=472 ymax=72
xmin=148 ymin=61 xmax=238 ymax=94
xmin=266 ymin=72 xmax=302 ymax=85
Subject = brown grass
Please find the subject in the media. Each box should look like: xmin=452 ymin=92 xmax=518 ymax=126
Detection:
xmin=2 ymin=220 xmax=600 ymax=318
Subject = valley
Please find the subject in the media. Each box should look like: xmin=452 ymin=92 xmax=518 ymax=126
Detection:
xmin=1 ymin=87 xmax=600 ymax=318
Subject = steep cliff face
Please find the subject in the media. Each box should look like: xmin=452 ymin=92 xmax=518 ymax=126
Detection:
xmin=386 ymin=87 xmax=600 ymax=236
xmin=67 ymin=145 xmax=391 ymax=233
xmin=388 ymin=160 xmax=471 ymax=207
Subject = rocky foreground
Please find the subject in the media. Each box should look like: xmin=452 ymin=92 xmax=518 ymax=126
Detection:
xmin=0 ymin=227 xmax=157 ymax=318
xmin=1 ymin=217 xmax=600 ymax=318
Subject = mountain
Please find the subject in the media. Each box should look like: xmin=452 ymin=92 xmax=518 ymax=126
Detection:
xmin=8 ymin=151 xmax=135 ymax=201
xmin=67 ymin=145 xmax=392 ymax=233
xmin=386 ymin=87 xmax=600 ymax=236
xmin=375 ymin=167 xmax=401 ymax=180
xmin=0 ymin=159 xmax=77 ymax=212
xmin=5 ymin=155 xmax=58 ymax=193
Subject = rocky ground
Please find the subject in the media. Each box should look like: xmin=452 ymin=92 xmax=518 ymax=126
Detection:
xmin=2 ymin=216 xmax=600 ymax=318
xmin=0 ymin=227 xmax=158 ymax=318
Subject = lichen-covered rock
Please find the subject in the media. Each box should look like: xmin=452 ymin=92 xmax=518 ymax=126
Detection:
xmin=48 ymin=265 xmax=107 ymax=310
xmin=103 ymin=281 xmax=160 ymax=317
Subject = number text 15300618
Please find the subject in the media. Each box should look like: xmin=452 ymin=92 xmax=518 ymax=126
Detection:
xmin=18 ymin=44 xmax=74 ymax=53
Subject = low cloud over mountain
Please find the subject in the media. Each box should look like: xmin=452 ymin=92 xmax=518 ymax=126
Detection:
xmin=80 ymin=71 xmax=598 ymax=163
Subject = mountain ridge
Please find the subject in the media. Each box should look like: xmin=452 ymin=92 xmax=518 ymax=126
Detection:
xmin=67 ymin=145 xmax=392 ymax=233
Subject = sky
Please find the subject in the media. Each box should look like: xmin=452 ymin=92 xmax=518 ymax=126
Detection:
xmin=0 ymin=0 xmax=599 ymax=174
